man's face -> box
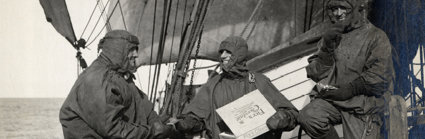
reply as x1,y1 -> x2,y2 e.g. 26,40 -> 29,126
220,50 -> 232,66
331,7 -> 348,21
127,47 -> 138,68
328,1 -> 352,23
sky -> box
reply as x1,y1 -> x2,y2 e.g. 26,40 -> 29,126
0,0 -> 213,98
0,0 -> 102,97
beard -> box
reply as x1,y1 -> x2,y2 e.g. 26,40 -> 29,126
121,58 -> 138,73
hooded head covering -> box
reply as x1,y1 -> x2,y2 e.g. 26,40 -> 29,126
218,36 -> 249,78
98,30 -> 139,74
326,0 -> 369,31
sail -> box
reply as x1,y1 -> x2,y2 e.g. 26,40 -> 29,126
108,0 -> 318,66
39,0 -> 77,45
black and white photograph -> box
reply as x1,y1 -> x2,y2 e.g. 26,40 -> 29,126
0,0 -> 424,138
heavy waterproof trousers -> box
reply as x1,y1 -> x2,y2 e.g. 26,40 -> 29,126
298,99 -> 381,139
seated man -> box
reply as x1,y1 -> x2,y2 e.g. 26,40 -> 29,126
175,36 -> 299,139
298,0 -> 395,139
60,30 -> 176,139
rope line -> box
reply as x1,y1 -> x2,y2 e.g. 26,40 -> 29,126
245,17 -> 259,40
165,0 -> 181,87
189,26 -> 203,87
86,0 -> 111,42
99,0 -> 112,31
167,0 -> 181,63
148,0 -> 158,101
118,0 -> 128,31
85,1 -> 119,47
187,63 -> 219,72
152,0 -> 174,107
239,0 -> 264,37
180,0 -> 188,36
100,1 -> 112,31
80,0 -> 101,39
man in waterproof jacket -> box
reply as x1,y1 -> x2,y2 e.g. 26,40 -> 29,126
174,36 -> 299,139
59,30 -> 177,139
298,0 -> 395,138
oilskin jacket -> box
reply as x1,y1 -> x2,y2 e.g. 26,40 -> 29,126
306,22 -> 394,122
59,31 -> 159,138
183,72 -> 298,139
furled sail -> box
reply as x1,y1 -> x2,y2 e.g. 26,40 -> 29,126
39,0 -> 77,45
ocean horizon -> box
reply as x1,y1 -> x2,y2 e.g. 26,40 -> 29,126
0,98 -> 65,139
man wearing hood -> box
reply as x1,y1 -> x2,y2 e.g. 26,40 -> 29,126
298,0 -> 394,139
174,36 -> 299,139
60,30 -> 176,138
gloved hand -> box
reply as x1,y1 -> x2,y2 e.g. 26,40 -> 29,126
322,23 -> 345,53
318,83 -> 354,101
175,114 -> 204,133
266,111 -> 290,131
318,77 -> 366,101
152,121 -> 176,139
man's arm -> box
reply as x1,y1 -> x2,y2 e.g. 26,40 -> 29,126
306,41 -> 335,82
77,77 -> 170,139
101,83 -> 153,138
318,30 -> 394,100
306,24 -> 344,82
360,30 -> 394,96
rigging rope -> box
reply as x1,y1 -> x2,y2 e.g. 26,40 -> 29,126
189,26 -> 203,91
165,0 -> 182,88
99,0 -> 112,31
303,0 -> 315,32
180,0 -> 188,37
148,0 -> 158,101
161,0 -> 211,116
245,17 -> 259,40
151,2 -> 167,104
187,63 -> 219,72
86,0 -> 111,43
152,0 -> 174,108
85,1 -> 120,48
239,0 -> 264,37
79,0 -> 101,39
118,0 -> 128,31
167,0 -> 181,63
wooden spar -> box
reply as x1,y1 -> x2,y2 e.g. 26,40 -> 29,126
160,0 -> 210,117
247,22 -> 327,72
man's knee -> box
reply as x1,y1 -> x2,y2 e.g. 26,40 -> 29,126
297,107 -> 328,138
297,100 -> 340,138
298,101 -> 328,126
